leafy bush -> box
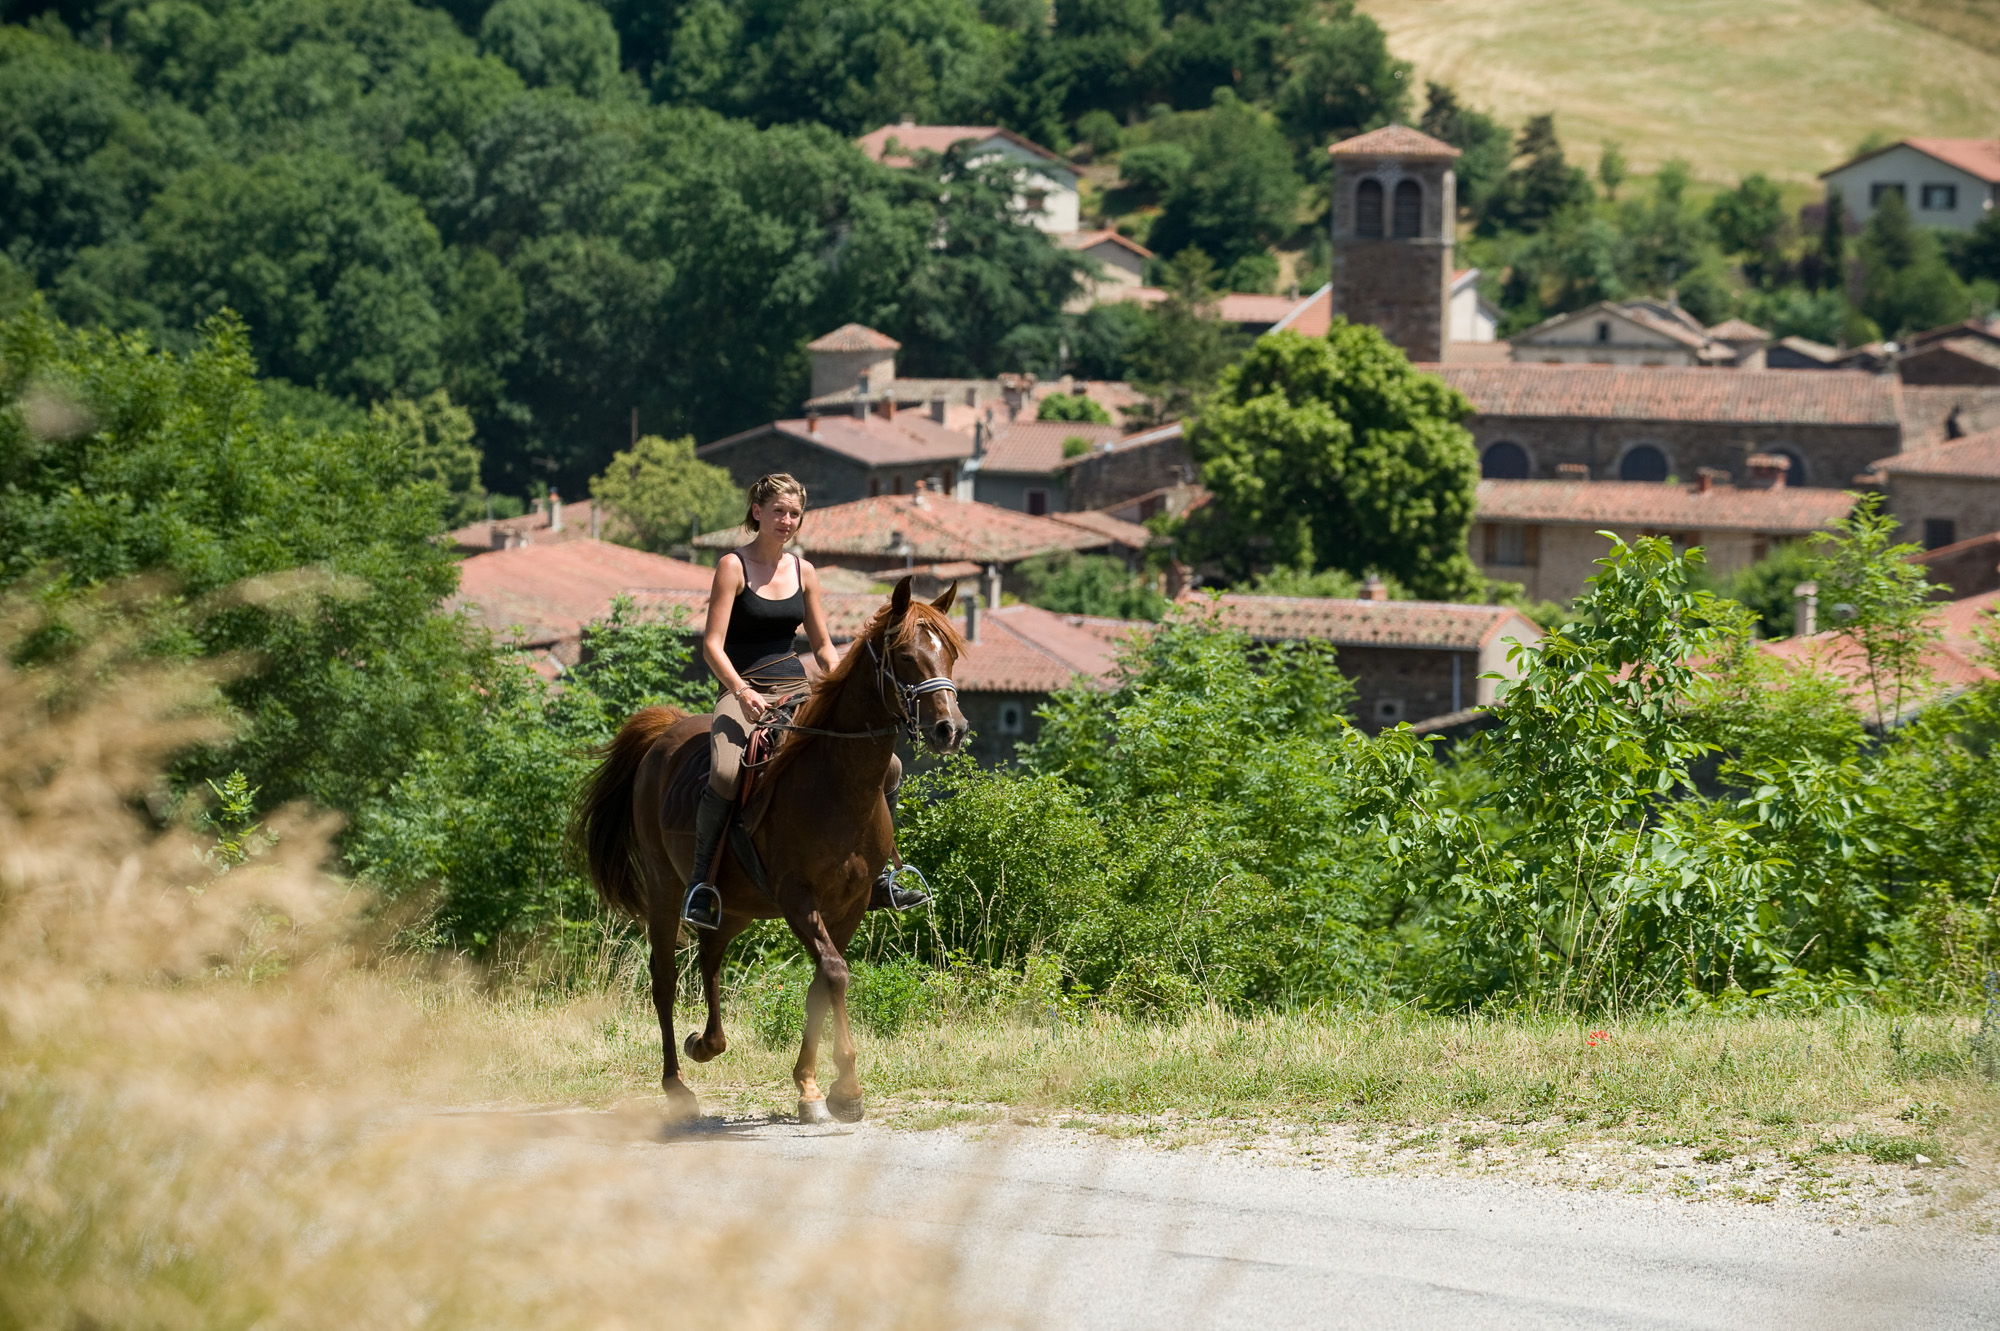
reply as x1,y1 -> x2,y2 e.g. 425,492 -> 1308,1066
1036,392 -> 1111,424
1012,550 -> 1167,620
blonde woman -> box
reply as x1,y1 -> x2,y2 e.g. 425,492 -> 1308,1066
683,473 -> 928,929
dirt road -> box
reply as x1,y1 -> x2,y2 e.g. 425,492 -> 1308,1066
490,1110 -> 1998,1329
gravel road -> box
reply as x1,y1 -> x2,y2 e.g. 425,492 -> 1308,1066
500,1111 -> 1999,1329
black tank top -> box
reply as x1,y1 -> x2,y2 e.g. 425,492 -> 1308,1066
722,552 -> 808,688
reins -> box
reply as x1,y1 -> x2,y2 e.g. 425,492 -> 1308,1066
741,624 -> 958,761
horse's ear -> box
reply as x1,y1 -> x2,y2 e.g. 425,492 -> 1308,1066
930,582 -> 956,614
889,575 -> 912,621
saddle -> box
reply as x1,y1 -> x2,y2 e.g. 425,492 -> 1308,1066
661,695 -> 801,896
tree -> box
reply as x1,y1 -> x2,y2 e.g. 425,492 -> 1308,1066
1272,1 -> 1411,166
1620,158 -> 1715,295
588,433 -> 740,552
1480,113 -> 1591,236
1140,91 -> 1303,270
479,0 -> 624,99
1707,173 -> 1784,259
1859,190 -> 1969,337
1419,82 -> 1510,218
370,389 -> 488,527
1013,550 -> 1167,619
0,303 -> 486,816
1124,247 -> 1243,425
1818,190 -> 1848,294
1810,492 -> 1941,726
1186,322 -> 1481,598
1596,140 -> 1627,202
1037,392 -> 1112,423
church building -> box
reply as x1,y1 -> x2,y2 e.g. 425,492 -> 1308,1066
1326,125 -> 1461,363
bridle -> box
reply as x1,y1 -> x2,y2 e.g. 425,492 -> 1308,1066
868,634 -> 958,743
751,625 -> 957,746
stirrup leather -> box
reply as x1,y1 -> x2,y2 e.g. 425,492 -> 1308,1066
682,882 -> 722,932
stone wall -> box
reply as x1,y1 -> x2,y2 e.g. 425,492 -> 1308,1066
1883,473 -> 2000,551
1063,432 -> 1194,511
1464,414 -> 1900,491
1475,522 -> 1775,603
1329,155 -> 1454,363
1336,645 -> 1480,733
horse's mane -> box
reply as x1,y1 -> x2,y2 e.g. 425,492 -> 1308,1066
763,598 -> 967,780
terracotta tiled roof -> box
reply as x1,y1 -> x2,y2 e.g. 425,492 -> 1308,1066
1477,479 -> 1855,533
1824,139 -> 2000,184
1423,364 -> 1902,426
1514,302 -> 1712,352
1706,318 -> 1771,342
856,124 -> 1063,166
451,539 -> 713,648
1060,229 -> 1154,259
1055,420 -> 1184,471
807,323 -> 899,352
700,415 -> 972,469
1270,284 -> 1333,337
1217,292 -> 1306,325
1871,427 -> 2000,480
447,498 -> 601,553
1905,336 -> 2000,373
1178,593 -> 1542,652
1909,317 -> 2000,349
953,603 -> 1132,693
1760,589 -> 2000,722
1327,124 -> 1461,159
1769,335 -> 1840,365
692,491 -> 1109,564
978,420 -> 1125,474
1047,508 -> 1154,548
628,588 -> 886,644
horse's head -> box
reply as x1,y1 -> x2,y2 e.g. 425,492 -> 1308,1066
880,576 -> 970,754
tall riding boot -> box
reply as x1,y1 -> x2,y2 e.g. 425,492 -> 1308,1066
868,790 -> 931,912
682,788 -> 730,931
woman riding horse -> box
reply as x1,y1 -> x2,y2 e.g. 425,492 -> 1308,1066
681,472 -> 931,931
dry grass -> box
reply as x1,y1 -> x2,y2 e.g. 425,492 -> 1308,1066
1361,0 -> 2000,182
0,594 -> 985,1330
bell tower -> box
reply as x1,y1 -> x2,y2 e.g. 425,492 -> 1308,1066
1326,125 -> 1459,364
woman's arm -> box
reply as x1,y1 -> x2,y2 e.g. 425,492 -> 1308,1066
702,554 -> 766,716
799,559 -> 841,676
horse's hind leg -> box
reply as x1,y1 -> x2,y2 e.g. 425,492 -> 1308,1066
648,915 -> 700,1120
683,915 -> 747,1063
781,893 -> 848,1125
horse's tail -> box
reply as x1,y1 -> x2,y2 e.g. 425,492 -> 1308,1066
572,706 -> 685,921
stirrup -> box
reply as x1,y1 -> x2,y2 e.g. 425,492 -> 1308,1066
682,882 -> 722,932
871,862 -> 932,912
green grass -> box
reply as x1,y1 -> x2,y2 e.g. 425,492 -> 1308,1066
1360,0 -> 2000,182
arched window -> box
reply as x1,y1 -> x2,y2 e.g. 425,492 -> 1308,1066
1392,179 -> 1422,237
1481,441 -> 1531,479
1619,445 -> 1669,483
1355,179 -> 1384,238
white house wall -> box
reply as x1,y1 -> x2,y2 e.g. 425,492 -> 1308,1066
1825,145 -> 1995,230
971,136 -> 1080,233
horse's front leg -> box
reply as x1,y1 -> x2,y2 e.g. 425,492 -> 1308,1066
648,915 -> 700,1120
781,888 -> 850,1125
683,915 -> 747,1063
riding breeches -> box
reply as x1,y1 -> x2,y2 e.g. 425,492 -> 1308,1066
707,690 -> 901,803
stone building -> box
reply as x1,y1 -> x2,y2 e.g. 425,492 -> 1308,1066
1060,422 -> 1195,513
1471,475 -> 1857,603
1434,363 -> 1903,490
697,412 -> 972,508
1326,125 -> 1460,364
1866,427 -> 2000,552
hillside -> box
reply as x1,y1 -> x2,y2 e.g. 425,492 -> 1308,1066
1361,0 -> 2000,182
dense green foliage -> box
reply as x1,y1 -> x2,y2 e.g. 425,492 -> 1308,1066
0,302 -> 485,813
1185,323 -> 1481,600
1012,550 -> 1167,620
588,432 -> 739,552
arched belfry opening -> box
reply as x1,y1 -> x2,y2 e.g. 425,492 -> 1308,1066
1326,125 -> 1459,363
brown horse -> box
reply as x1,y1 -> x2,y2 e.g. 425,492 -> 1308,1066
574,578 -> 968,1124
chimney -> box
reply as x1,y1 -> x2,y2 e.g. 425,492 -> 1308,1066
1362,574 -> 1389,602
854,372 -> 869,419
807,411 -> 819,434
964,591 -> 980,643
1793,580 -> 1818,637
1556,463 -> 1591,481
972,419 -> 985,457
549,489 -> 563,532
984,562 -> 1002,612
930,396 -> 946,424
877,391 -> 896,421
590,500 -> 601,539
1745,453 -> 1790,489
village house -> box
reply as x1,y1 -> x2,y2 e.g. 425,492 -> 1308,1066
1896,317 -> 2000,386
957,418 -> 1127,514
1435,362 -> 1903,489
1762,588 -> 2000,726
1864,426 -> 2000,552
1060,421 -> 1196,514
697,410 -> 972,509
450,538 -> 713,676
1472,471 -> 1857,603
1820,138 -> 2000,231
856,122 -> 1080,233
1914,530 -> 2000,601
1060,229 -> 1154,309
1508,301 -> 1766,368
1183,592 -> 1541,733
446,493 -> 602,554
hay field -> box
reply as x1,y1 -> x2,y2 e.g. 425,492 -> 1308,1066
1361,0 -> 2000,182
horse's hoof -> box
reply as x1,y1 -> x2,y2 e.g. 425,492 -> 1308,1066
828,1092 -> 865,1123
662,1079 -> 701,1122
683,1031 -> 725,1064
798,1097 -> 835,1126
